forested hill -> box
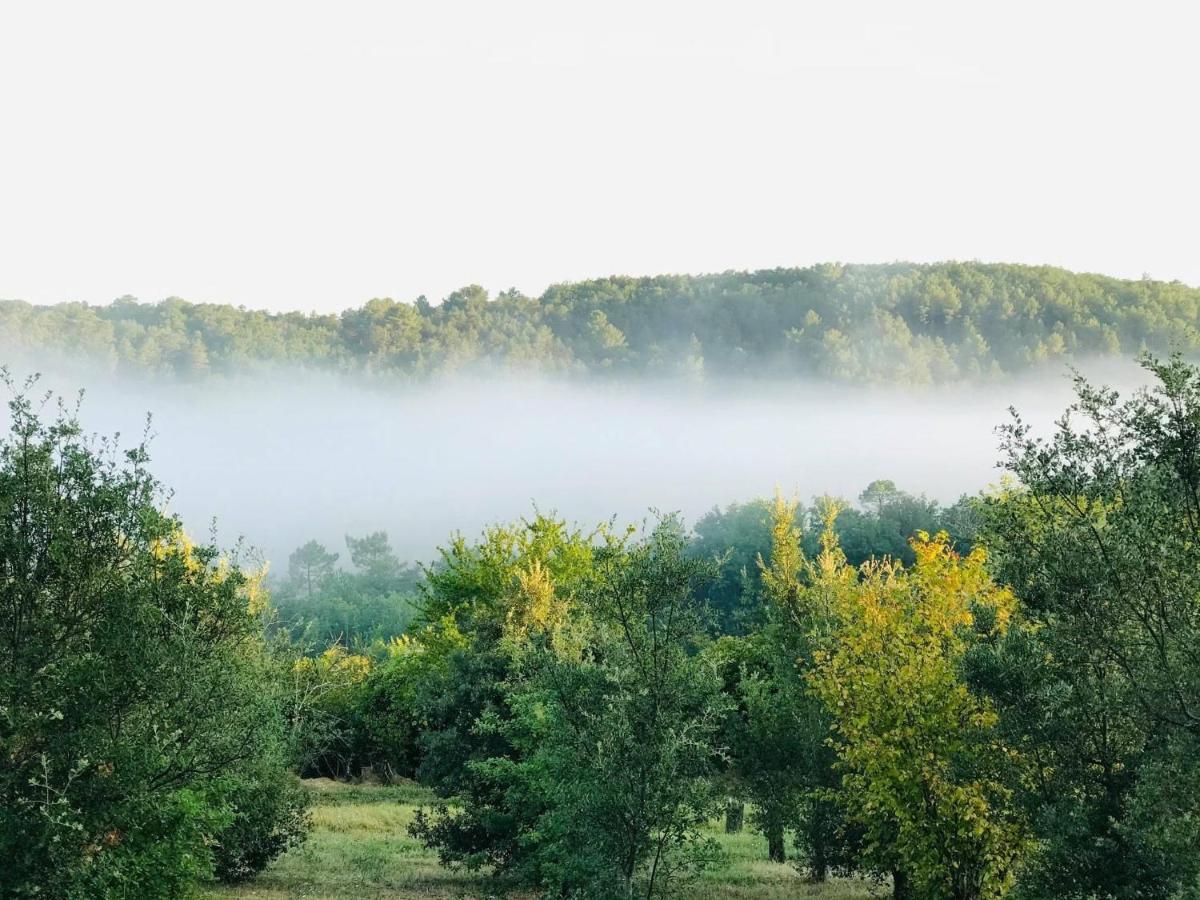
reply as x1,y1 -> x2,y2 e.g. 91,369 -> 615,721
3,262 -> 1198,384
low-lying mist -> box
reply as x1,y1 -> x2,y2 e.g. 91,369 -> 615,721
17,360 -> 1151,573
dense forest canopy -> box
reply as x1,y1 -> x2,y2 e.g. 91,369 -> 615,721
4,262 -> 1198,384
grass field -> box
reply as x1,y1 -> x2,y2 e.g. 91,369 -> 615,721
206,780 -> 880,899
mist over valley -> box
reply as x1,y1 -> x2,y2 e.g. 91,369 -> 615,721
26,358 -> 1146,572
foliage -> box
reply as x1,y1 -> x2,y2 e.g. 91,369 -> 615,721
273,532 -> 422,650
403,514 -> 608,877
415,512 -> 603,636
288,540 -> 339,598
689,498 -> 786,634
978,353 -> 1200,899
351,625 -> 467,782
758,495 -> 857,877
409,517 -> 730,899
17,343 -> 1200,900
285,646 -> 374,778
0,381 -> 306,896
689,485 -> 976,636
209,765 -> 310,883
710,635 -> 811,867
831,482 -> 950,566
707,495 -> 852,874
503,519 -> 729,898
808,524 -> 1028,900
6,263 -> 1200,384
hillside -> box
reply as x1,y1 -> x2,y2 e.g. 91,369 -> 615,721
3,262 -> 1197,384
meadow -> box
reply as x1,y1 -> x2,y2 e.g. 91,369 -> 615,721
207,781 -> 879,900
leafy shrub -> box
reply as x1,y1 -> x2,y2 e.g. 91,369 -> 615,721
210,767 -> 311,882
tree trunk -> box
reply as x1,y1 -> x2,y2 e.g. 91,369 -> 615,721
893,868 -> 911,900
767,821 -> 786,864
807,852 -> 828,883
724,800 -> 744,833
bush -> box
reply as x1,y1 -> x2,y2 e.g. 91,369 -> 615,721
211,767 -> 311,882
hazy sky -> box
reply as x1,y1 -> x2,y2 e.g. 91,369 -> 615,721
2,1 -> 1197,312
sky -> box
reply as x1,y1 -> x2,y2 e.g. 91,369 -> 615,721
2,1 -> 1198,313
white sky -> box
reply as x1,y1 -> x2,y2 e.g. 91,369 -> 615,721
2,1 -> 1198,313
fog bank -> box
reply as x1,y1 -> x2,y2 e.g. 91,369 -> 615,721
17,362 -> 1150,571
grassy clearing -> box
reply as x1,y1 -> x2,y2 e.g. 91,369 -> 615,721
207,780 -> 880,899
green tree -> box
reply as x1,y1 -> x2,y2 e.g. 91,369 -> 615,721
710,634 -> 811,866
754,495 -> 856,878
858,479 -> 901,515
411,517 -> 729,898
0,381 -> 306,897
345,530 -> 402,582
288,539 -> 339,599
405,514 -> 606,875
354,622 -> 466,781
285,646 -> 373,778
273,532 -> 420,651
977,354 -> 1200,898
823,481 -> 945,566
689,498 -> 782,634
502,519 -> 729,898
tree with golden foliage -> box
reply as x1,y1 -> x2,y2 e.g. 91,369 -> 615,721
807,524 -> 1029,900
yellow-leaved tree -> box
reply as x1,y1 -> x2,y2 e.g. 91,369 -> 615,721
807,525 -> 1028,900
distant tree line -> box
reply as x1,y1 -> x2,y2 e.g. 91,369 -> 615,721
4,262 -> 1199,383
